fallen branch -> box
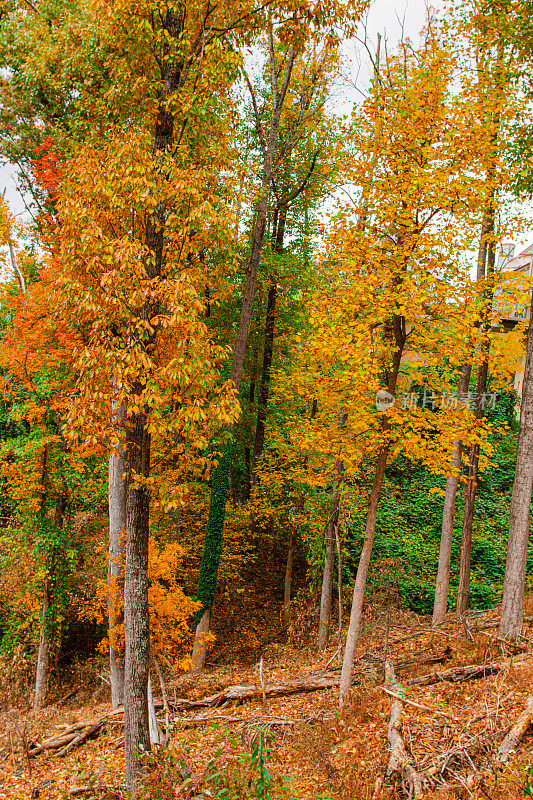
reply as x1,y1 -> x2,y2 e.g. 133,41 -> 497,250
172,672 -> 341,711
56,686 -> 81,707
380,687 -> 458,720
385,661 -> 423,799
495,695 -> 533,766
408,662 -> 502,687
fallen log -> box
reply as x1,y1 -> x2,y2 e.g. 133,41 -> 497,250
385,661 -> 423,798
172,672 -> 341,712
495,695 -> 533,766
57,722 -> 104,758
29,734 -> 77,757
407,662 -> 502,687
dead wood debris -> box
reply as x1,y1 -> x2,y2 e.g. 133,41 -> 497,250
171,671 -> 342,712
29,720 -> 105,759
495,693 -> 533,766
384,660 -> 423,799
407,661 -> 502,687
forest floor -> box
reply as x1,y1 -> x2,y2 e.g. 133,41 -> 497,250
1,597 -> 532,800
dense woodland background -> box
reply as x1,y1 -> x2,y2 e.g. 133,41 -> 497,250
1,0 -> 533,798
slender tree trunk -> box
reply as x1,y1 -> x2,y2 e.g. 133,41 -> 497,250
455,442 -> 480,617
108,403 -> 126,709
34,577 -> 51,710
9,241 -> 25,293
191,165 -> 271,675
252,283 -> 277,472
456,361 -> 490,618
432,363 -> 472,624
282,527 -> 295,626
339,444 -> 390,705
318,466 -> 342,651
191,444 -> 232,671
252,204 -> 286,476
455,208 -> 495,618
335,522 -> 344,664
124,411 -> 151,794
499,292 -> 533,640
191,41 -> 298,671
339,320 -> 404,706
147,676 -> 160,745
34,493 -> 64,710
244,344 -> 259,501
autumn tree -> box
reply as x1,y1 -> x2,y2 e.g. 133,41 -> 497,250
290,25 -> 491,705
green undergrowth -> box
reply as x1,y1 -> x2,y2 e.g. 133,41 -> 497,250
345,389 -> 526,614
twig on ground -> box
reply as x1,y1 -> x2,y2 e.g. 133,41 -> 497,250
380,686 -> 458,720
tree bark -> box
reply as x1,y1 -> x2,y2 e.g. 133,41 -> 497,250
124,411 -> 151,794
251,202 -> 287,476
243,348 -> 257,502
499,291 -> 533,640
282,526 -> 295,626
34,577 -> 51,710
456,208 -> 495,618
432,364 -> 471,625
339,444 -> 390,706
339,318 -> 404,706
252,283 -> 277,471
108,402 -> 126,709
122,8 -> 186,788
318,466 -> 342,651
9,241 -> 26,293
34,490 -> 64,711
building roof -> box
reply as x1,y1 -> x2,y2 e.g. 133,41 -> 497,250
501,243 -> 533,275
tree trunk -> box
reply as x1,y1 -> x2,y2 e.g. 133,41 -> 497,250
456,357 -> 490,618
108,403 -> 127,709
147,677 -> 160,745
318,467 -> 342,651
243,341 -> 259,501
191,40 -> 298,668
191,443 -> 232,671
252,283 -> 277,472
432,363 -> 472,625
456,216 -> 495,618
34,577 -> 51,710
499,292 -> 533,640
336,522 -> 344,663
252,202 -> 286,476
124,411 -> 151,794
456,356 -> 490,618
9,241 -> 26,293
339,321 -> 404,706
282,527 -> 294,626
456,294 -> 494,619
34,492 -> 64,710
339,444 -> 390,705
